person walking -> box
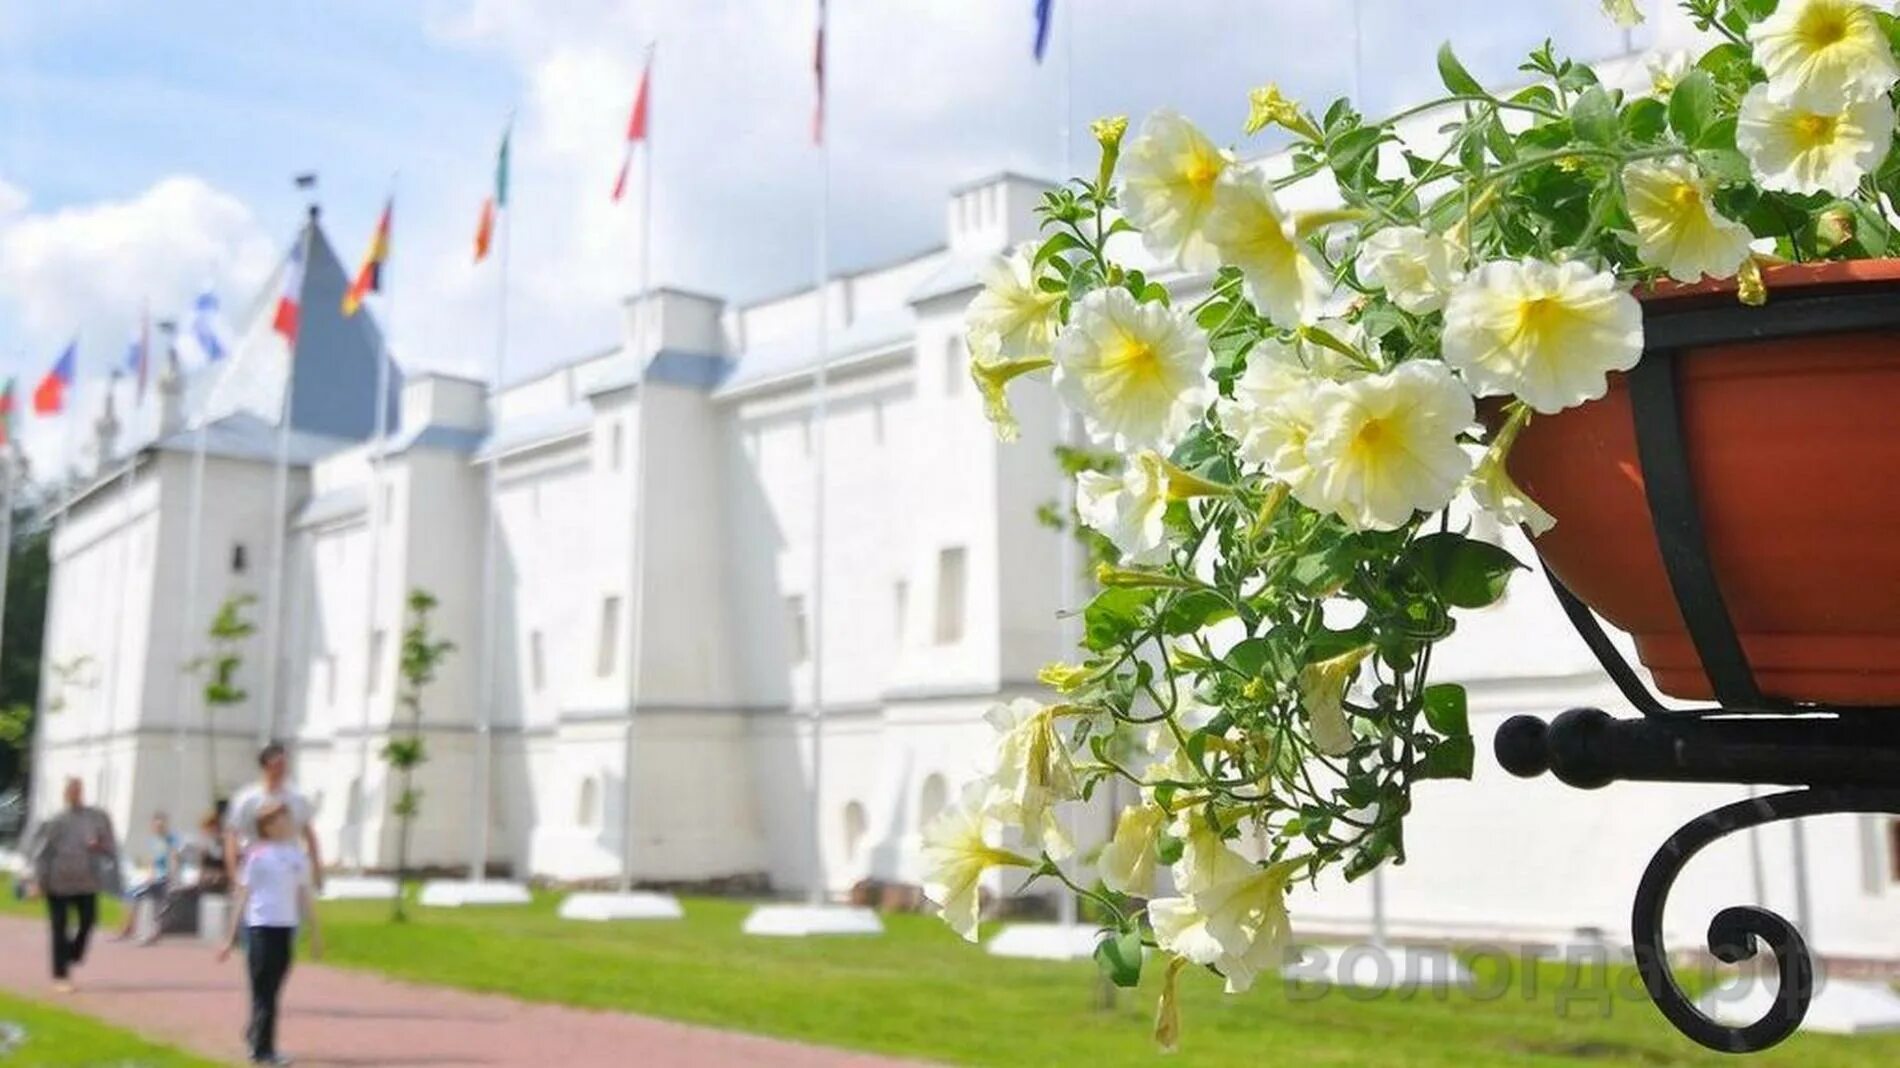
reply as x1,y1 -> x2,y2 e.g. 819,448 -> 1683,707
224,743 -> 324,895
219,800 -> 321,1066
116,811 -> 180,943
23,777 -> 120,992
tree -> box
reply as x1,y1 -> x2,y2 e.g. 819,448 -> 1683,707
0,513 -> 49,797
192,594 -> 257,803
382,589 -> 454,922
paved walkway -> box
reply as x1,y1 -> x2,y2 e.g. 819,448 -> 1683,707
0,915 -> 928,1067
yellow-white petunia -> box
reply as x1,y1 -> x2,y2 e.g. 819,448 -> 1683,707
1470,445 -> 1556,537
1359,225 -> 1463,315
1203,165 -> 1330,328
1076,452 -> 1172,565
1298,645 -> 1375,756
1053,286 -> 1214,452
1747,0 -> 1898,104
982,697 -> 1079,857
1737,84 -> 1896,197
1601,0 -> 1644,28
1441,258 -> 1644,415
1150,846 -> 1304,994
1646,50 -> 1694,96
1621,159 -> 1754,283
1216,340 -> 1327,498
1302,362 -> 1477,531
1100,802 -> 1168,898
1120,109 -> 1232,271
921,782 -> 1034,942
965,245 -> 1062,362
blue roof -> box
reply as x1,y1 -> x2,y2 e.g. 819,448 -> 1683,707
584,349 -> 735,396
716,310 -> 913,396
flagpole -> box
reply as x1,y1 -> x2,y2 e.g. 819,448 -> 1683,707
357,181 -> 397,873
98,377 -> 136,819
1052,0 -> 1083,934
807,2 -> 832,909
177,418 -> 210,809
473,127 -> 513,884
620,44 -> 656,895
259,214 -> 310,750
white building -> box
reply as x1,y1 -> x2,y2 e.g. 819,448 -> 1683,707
30,6 -> 1900,961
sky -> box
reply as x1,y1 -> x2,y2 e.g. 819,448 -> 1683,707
0,0 -> 1652,476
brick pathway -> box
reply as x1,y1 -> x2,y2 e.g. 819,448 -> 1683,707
0,915 -> 930,1067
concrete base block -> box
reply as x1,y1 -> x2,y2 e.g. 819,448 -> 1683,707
740,904 -> 883,937
558,891 -> 685,922
418,880 -> 533,908
985,923 -> 1104,961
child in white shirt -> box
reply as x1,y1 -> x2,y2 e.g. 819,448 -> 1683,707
218,800 -> 322,1065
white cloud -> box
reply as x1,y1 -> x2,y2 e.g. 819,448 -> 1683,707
0,175 -> 277,479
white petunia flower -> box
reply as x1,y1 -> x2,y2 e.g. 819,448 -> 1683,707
964,245 -> 1062,361
1076,452 -> 1172,565
1100,802 -> 1167,898
1216,340 -> 1327,498
1150,846 -> 1303,994
1120,108 -> 1231,271
1646,50 -> 1695,97
1621,159 -> 1754,283
1297,645 -> 1375,756
1359,225 -> 1463,315
1203,164 -> 1330,328
1441,258 -> 1644,415
1737,84 -> 1895,197
982,697 -> 1078,857
1302,362 -> 1477,532
1747,0 -> 1898,104
921,782 -> 1033,942
1052,287 -> 1214,452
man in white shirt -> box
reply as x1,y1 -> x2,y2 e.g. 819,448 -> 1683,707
223,743 -> 324,894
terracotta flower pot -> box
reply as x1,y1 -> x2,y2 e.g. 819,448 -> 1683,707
1506,260 -> 1900,706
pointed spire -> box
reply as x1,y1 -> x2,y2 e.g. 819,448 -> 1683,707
93,379 -> 121,474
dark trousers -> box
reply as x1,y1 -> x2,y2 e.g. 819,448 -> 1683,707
245,926 -> 296,1059
45,893 -> 97,980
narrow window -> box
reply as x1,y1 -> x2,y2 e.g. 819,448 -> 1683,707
596,596 -> 622,678
323,653 -> 338,708
843,801 -> 868,861
892,580 -> 909,645
871,401 -> 886,445
367,629 -> 387,694
529,630 -> 547,693
578,777 -> 600,828
383,483 -> 395,518
943,336 -> 963,396
786,595 -> 810,664
231,543 -> 248,574
610,422 -> 626,471
918,774 -> 948,827
801,416 -> 814,456
1890,820 -> 1900,883
935,546 -> 967,645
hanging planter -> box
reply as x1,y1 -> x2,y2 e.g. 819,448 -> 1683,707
944,0 -> 1900,1057
1509,261 -> 1900,706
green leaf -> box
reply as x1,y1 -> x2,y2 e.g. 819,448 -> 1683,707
1032,231 -> 1083,269
1094,928 -> 1145,988
1620,97 -> 1667,143
1408,532 -> 1525,609
1421,683 -> 1469,737
1225,636 -> 1272,679
1082,587 -> 1154,652
1435,43 -> 1485,97
1160,589 -> 1234,635
1418,736 -> 1476,780
1569,86 -> 1618,146
1668,70 -> 1717,145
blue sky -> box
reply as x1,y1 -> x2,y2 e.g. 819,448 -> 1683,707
0,0 -> 1650,469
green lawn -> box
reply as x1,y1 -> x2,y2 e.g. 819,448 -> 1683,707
4,877 -> 1896,1066
306,891 -> 1900,1068
0,989 -> 220,1067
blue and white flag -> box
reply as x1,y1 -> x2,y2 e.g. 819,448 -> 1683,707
1033,0 -> 1054,62
190,289 -> 227,363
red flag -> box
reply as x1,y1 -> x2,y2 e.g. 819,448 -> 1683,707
274,233 -> 307,344
812,0 -> 827,145
33,341 -> 76,416
612,52 -> 654,202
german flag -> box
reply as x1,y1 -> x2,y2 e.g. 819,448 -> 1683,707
343,198 -> 392,316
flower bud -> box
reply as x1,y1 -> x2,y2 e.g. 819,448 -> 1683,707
1091,114 -> 1129,187
1244,84 -> 1322,142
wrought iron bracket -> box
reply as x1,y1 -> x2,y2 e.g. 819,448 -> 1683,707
1495,286 -> 1900,1053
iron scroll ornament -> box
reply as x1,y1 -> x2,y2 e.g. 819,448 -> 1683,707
1629,787 -> 1900,1053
